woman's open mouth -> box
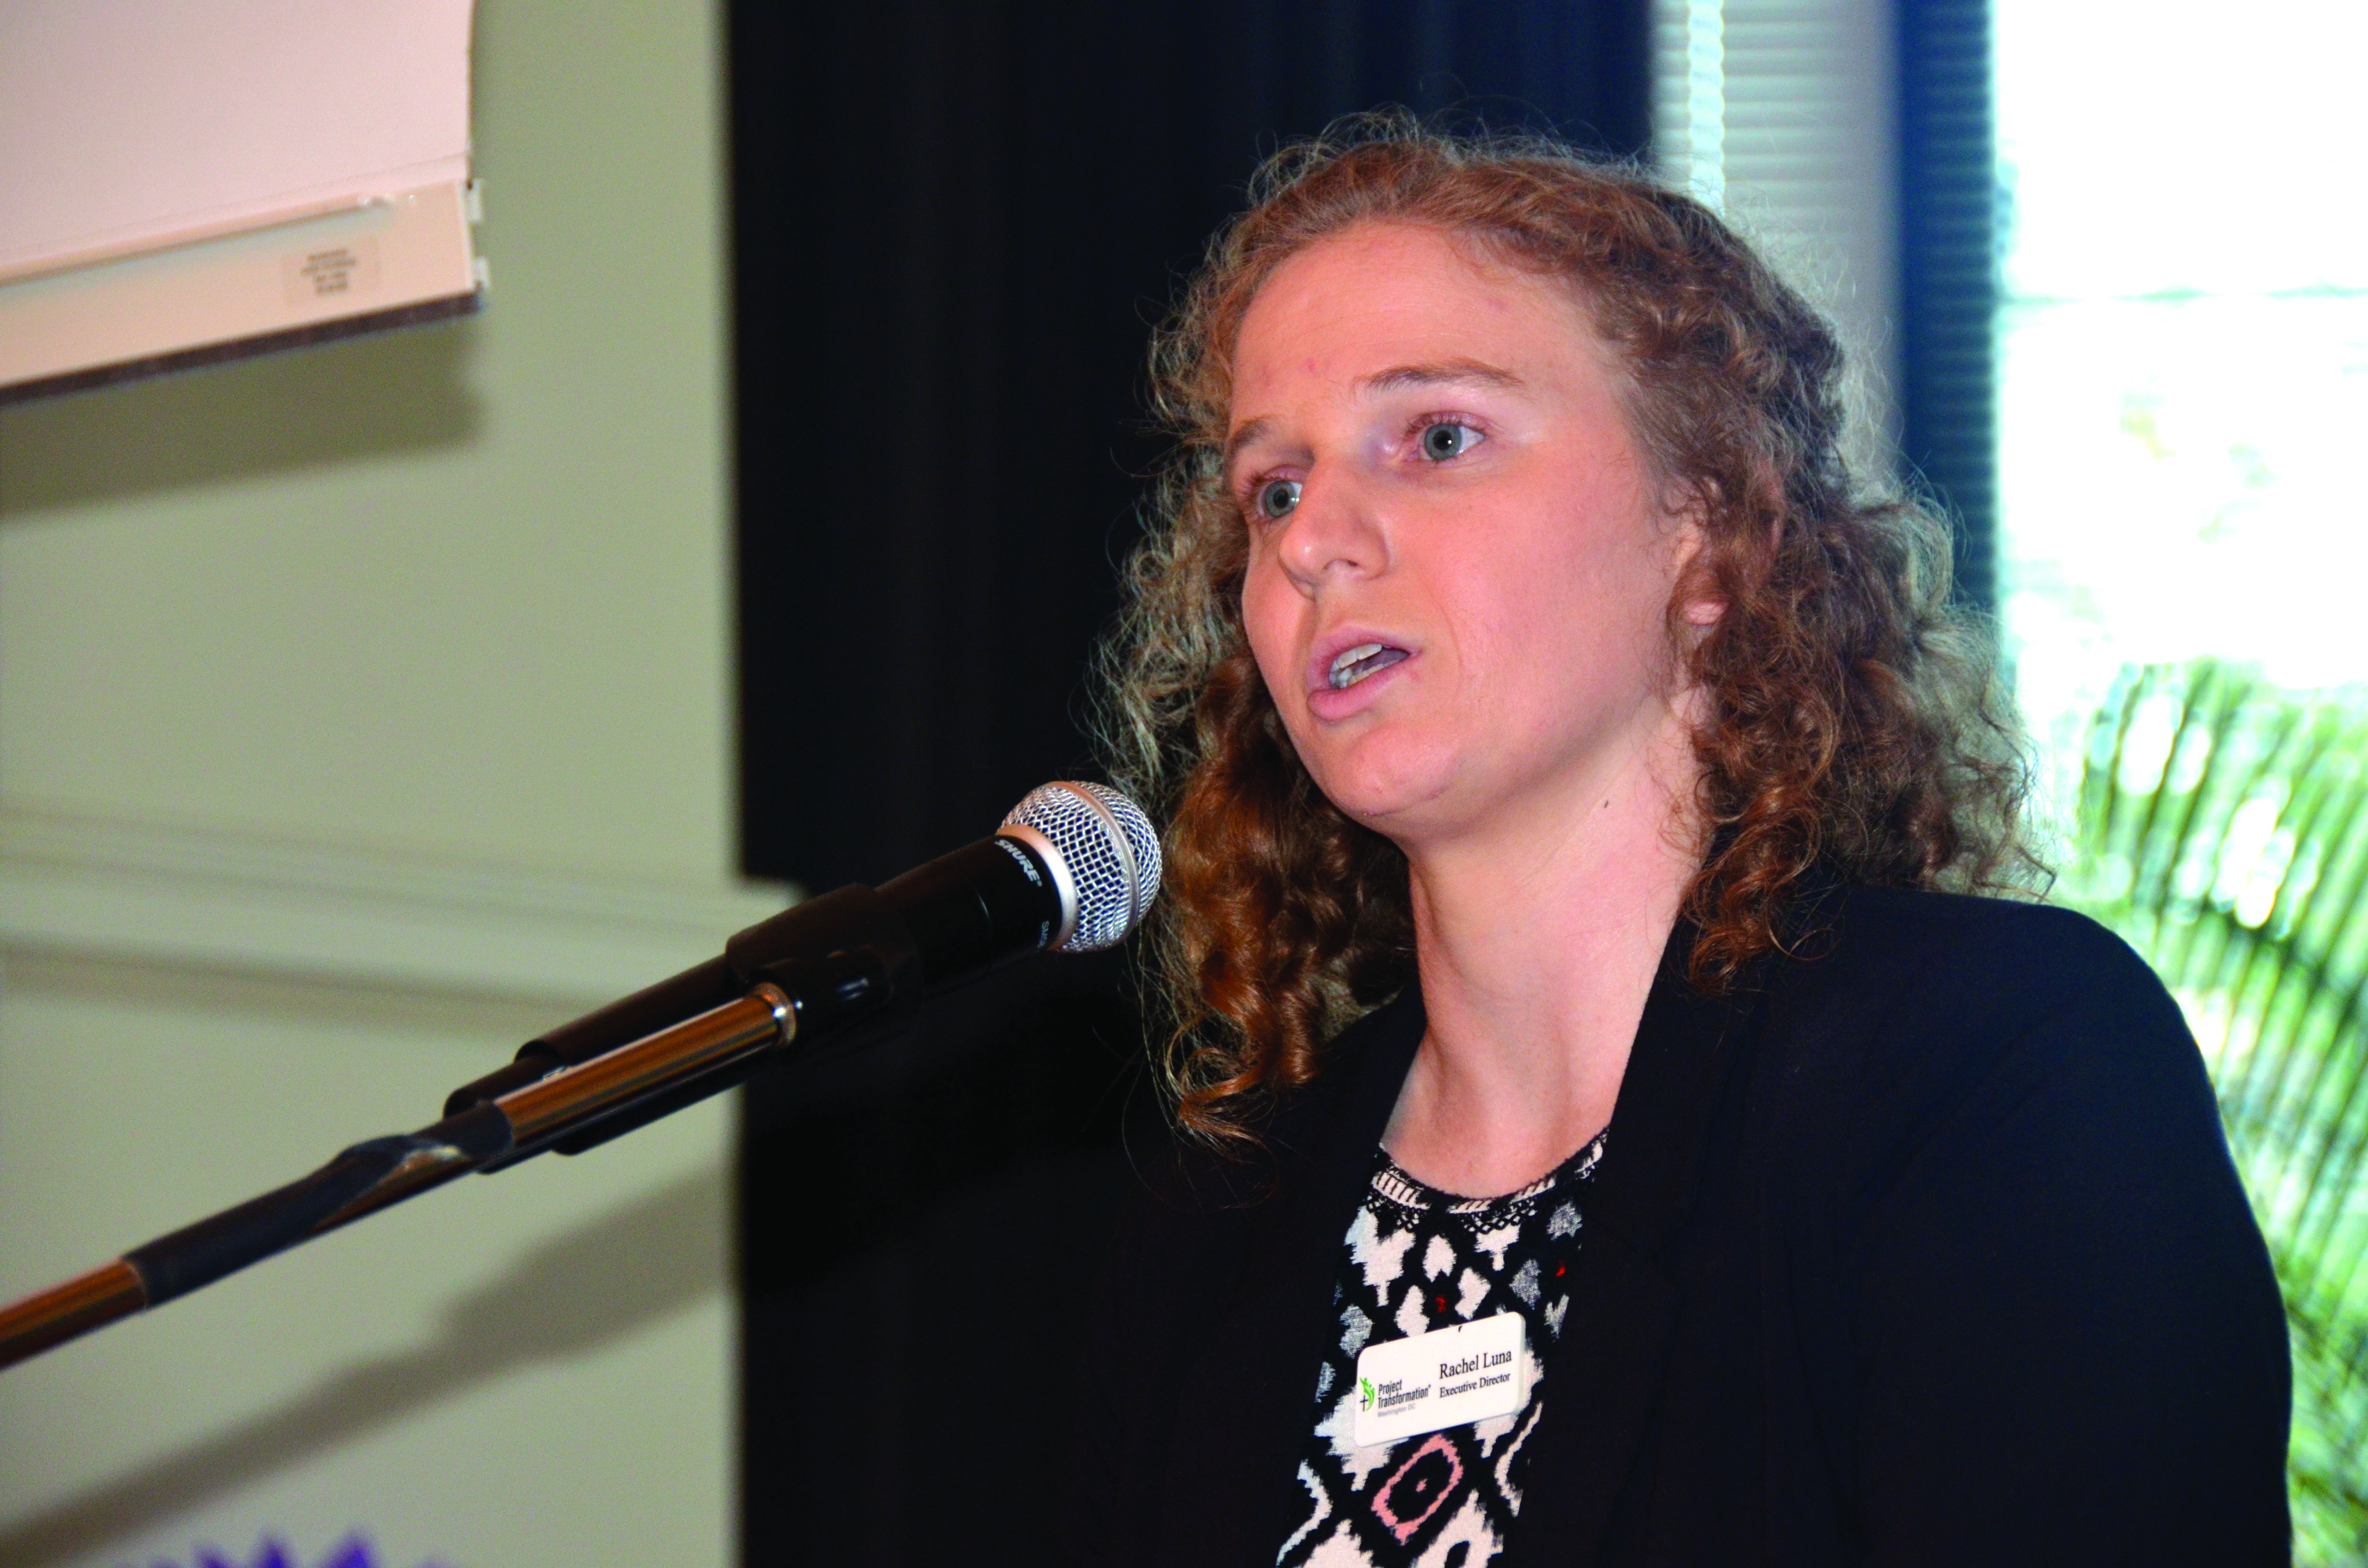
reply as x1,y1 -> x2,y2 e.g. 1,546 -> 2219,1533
1327,643 -> 1412,690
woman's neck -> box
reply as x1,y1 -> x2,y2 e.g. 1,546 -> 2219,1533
1382,727 -> 1701,1197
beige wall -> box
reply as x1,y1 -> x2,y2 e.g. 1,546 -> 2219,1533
0,4 -> 774,1565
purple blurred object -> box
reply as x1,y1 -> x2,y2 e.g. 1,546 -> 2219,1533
174,1535 -> 445,1568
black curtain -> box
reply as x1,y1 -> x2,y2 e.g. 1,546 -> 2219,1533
730,4 -> 1649,1562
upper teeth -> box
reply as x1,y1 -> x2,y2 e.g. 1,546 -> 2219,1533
1329,643 -> 1390,689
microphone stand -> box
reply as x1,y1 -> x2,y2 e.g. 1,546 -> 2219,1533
0,945 -> 889,1372
0,783 -> 1142,1373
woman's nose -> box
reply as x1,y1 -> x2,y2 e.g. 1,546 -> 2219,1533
1274,477 -> 1385,594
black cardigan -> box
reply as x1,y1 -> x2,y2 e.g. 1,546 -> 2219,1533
1061,886 -> 2291,1566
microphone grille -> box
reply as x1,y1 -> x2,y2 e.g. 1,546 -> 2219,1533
999,782 -> 1163,952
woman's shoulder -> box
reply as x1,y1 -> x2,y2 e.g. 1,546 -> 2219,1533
1096,992 -> 1422,1309
1763,882 -> 2231,1234
1751,894 -> 2288,1557
1814,882 -> 2158,998
1781,883 -> 2187,1069
1129,992 -> 1417,1207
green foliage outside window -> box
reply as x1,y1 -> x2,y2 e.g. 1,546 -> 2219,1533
2067,660 -> 2368,1561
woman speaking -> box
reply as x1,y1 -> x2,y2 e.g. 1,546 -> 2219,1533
1063,120 -> 2290,1565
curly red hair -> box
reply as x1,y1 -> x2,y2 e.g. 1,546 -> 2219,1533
1099,115 -> 2036,1146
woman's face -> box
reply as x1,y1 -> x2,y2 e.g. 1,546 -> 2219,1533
1229,221 -> 1702,851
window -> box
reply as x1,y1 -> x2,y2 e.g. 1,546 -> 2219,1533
1675,2 -> 2368,1543
1996,0 -> 2368,791
1996,5 -> 2368,1550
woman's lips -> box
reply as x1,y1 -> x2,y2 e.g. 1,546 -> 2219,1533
1305,643 -> 1415,720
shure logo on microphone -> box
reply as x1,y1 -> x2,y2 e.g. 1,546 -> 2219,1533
993,835 -> 1046,886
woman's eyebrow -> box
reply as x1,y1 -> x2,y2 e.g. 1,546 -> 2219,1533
1221,415 -> 1275,479
1356,359 -> 1527,396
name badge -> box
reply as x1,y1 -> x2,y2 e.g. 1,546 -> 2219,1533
1351,1310 -> 1529,1449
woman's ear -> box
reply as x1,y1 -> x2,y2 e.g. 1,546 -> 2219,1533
1668,491 -> 1727,629
1681,580 -> 1727,627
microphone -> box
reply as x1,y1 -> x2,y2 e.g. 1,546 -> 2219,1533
441,780 -> 1162,1155
0,782 -> 1161,1372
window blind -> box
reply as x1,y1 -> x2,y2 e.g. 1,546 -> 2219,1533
1653,0 -> 1997,607
1652,0 -> 1903,462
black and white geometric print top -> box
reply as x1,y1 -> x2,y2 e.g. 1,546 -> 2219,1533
1276,1130 -> 1606,1568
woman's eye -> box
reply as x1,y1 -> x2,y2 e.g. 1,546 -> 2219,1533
1419,422 -> 1483,460
1256,478 -> 1302,520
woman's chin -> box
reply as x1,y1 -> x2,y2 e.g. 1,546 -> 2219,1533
1305,745 -> 1463,837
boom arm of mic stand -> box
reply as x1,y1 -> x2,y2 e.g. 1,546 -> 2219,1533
0,799 -> 1114,1372
0,977 -> 814,1373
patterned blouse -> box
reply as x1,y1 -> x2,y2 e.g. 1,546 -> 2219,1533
1275,1131 -> 1607,1567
